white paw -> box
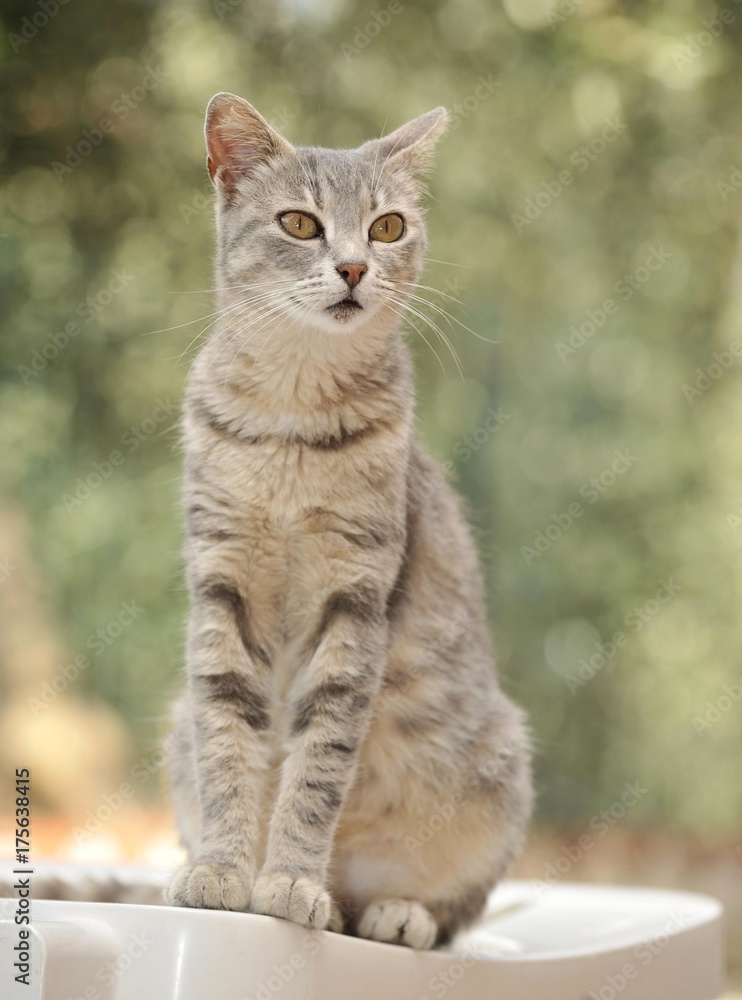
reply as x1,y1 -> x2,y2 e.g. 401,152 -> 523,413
251,872 -> 335,930
358,898 -> 437,949
164,859 -> 252,911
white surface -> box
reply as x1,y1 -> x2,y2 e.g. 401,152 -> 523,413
0,864 -> 725,1000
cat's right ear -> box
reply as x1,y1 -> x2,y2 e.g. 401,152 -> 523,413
205,93 -> 292,199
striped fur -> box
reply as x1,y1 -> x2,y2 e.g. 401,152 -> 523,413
165,93 -> 532,948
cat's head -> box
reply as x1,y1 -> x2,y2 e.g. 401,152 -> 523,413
204,93 -> 447,337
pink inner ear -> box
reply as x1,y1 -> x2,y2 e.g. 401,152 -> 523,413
206,109 -> 237,183
205,99 -> 283,198
205,101 -> 254,196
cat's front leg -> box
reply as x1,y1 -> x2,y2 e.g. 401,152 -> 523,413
165,577 -> 273,911
251,583 -> 387,931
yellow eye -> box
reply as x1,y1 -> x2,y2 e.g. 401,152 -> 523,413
369,213 -> 405,243
279,211 -> 320,239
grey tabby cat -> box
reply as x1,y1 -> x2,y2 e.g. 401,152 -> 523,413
164,92 -> 533,949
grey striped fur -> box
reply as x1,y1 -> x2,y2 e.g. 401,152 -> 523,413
164,93 -> 532,948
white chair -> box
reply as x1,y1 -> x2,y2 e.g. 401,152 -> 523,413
0,863 -> 724,1000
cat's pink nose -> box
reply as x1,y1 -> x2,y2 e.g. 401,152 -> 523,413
337,262 -> 368,289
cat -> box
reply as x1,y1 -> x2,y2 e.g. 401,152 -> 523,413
164,92 -> 533,949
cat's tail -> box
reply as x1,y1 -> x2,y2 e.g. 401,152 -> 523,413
0,861 -> 167,907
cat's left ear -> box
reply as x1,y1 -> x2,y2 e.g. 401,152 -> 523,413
205,93 -> 293,199
360,107 -> 449,176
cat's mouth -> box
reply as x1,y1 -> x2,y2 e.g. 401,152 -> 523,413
327,296 -> 363,320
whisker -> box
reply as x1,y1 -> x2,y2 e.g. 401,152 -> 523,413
289,147 -> 318,201
252,298 -> 307,370
175,298 -> 270,361
370,77 -> 409,192
393,279 -> 466,308
397,300 -> 464,381
385,299 -> 447,378
385,292 -> 463,380
171,278 -> 304,295
141,283 -> 296,340
405,281 -> 486,326
140,306 -> 231,338
218,296 -> 309,389
375,130 -> 407,191
185,290 -> 293,382
210,299 -> 289,375
390,285 -> 498,345
224,300 -> 299,384
175,289 -> 291,368
423,257 -> 472,269
216,284 -> 312,373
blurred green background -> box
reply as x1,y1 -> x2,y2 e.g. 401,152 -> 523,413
0,0 -> 741,980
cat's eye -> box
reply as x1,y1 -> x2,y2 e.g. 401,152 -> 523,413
369,213 -> 405,243
278,211 -> 321,239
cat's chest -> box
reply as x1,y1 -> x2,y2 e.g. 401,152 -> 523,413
212,434 -> 370,517
195,436 -> 397,698
193,431 -> 400,606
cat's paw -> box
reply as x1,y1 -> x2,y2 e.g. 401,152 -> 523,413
357,898 -> 437,949
164,859 -> 252,911
251,872 -> 335,930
